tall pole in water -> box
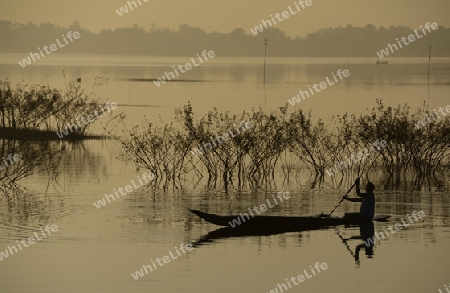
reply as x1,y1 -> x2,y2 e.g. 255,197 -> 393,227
263,38 -> 269,107
129,79 -> 131,106
264,38 -> 268,84
427,45 -> 432,107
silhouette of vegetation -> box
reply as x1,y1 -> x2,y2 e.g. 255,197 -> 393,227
0,139 -> 64,189
0,80 -> 123,140
351,100 -> 450,176
118,101 -> 450,190
1,21 -> 450,57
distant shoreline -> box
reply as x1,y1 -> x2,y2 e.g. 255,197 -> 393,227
0,127 -> 107,141
1,55 -> 450,68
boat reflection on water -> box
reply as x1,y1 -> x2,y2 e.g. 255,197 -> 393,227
191,219 -> 378,267
189,209 -> 385,266
191,223 -> 337,247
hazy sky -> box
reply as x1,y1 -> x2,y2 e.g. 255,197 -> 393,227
0,0 -> 448,36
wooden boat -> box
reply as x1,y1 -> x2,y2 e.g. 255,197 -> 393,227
189,210 -> 390,230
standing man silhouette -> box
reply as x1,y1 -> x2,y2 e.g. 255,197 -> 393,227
344,178 -> 375,220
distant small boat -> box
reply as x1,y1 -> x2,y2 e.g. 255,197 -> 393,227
376,60 -> 389,65
93,74 -> 109,85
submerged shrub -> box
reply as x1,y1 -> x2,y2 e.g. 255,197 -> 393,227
118,100 -> 450,189
0,80 -> 112,137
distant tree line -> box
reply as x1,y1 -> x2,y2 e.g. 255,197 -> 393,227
1,20 -> 450,57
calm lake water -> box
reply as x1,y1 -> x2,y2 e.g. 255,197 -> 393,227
1,54 -> 450,124
0,55 -> 449,293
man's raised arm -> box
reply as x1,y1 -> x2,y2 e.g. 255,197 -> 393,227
355,178 -> 366,198
344,178 -> 364,202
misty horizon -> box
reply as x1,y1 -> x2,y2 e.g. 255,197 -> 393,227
1,20 -> 449,57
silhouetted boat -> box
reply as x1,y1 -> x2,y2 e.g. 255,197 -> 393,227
189,210 -> 390,229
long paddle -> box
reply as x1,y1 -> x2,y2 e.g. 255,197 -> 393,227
327,158 -> 363,217
327,180 -> 357,217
